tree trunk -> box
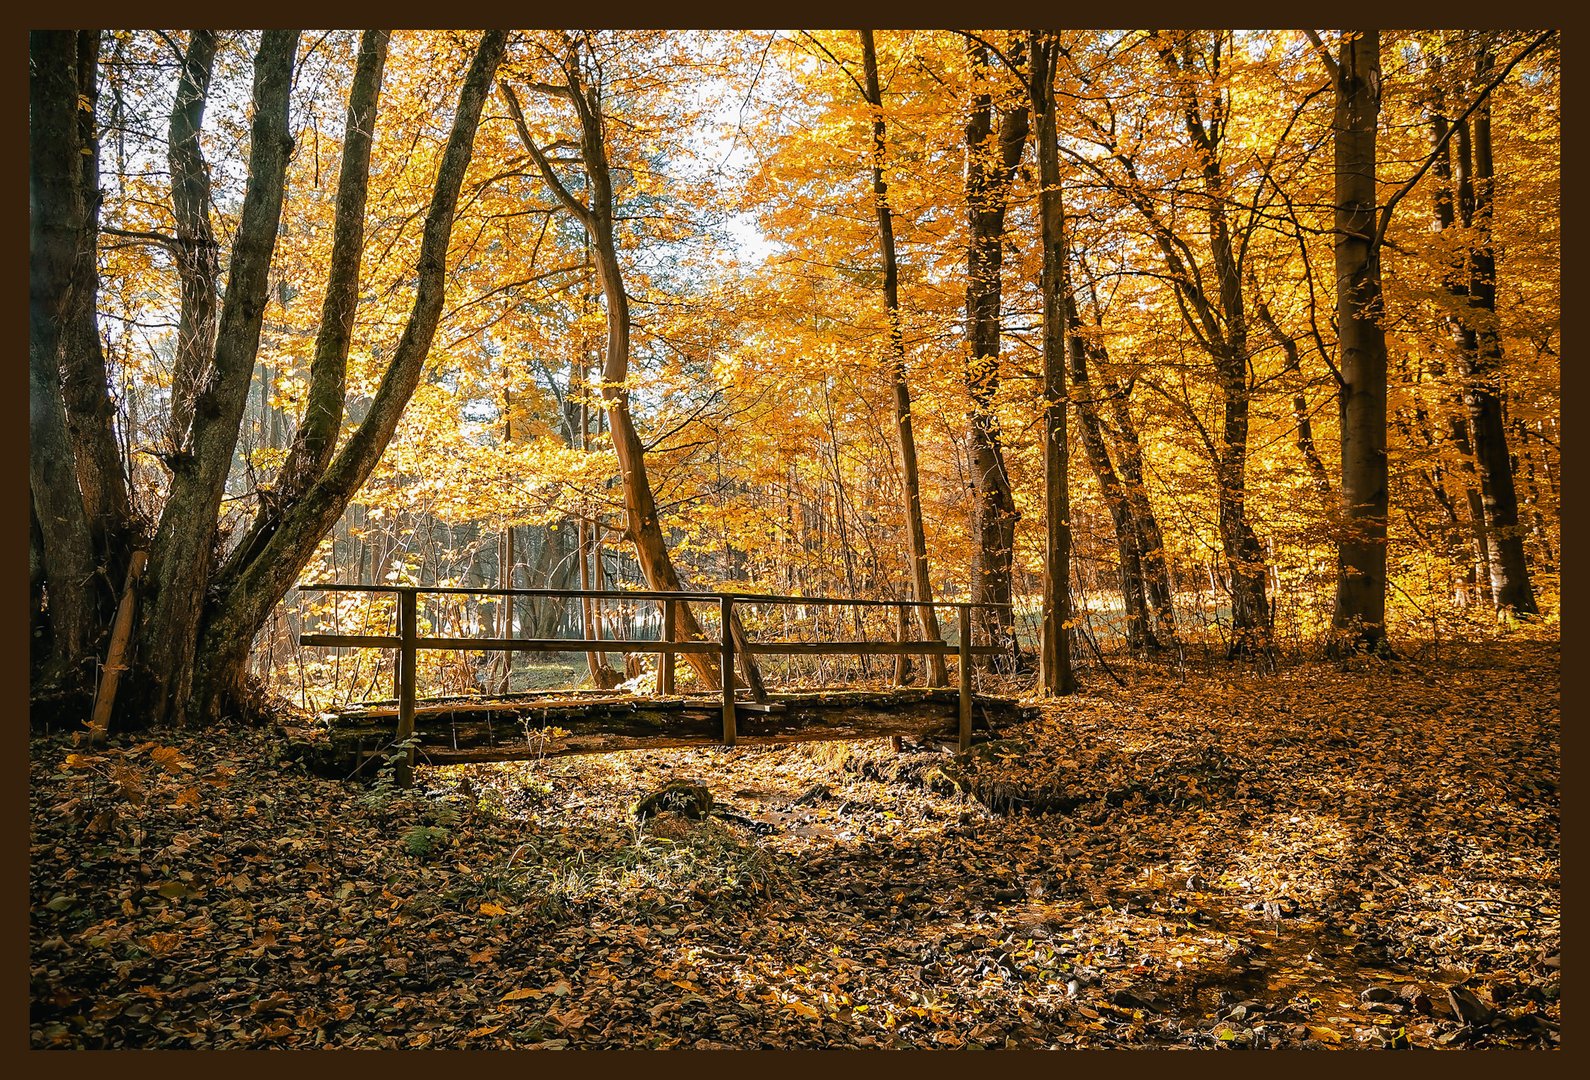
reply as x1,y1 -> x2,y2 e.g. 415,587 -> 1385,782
133,31 -> 301,727
962,37 -> 1028,669
189,32 -> 507,723
1030,31 -> 1075,695
1153,33 -> 1270,656
859,30 -> 949,686
60,30 -> 133,569
165,30 -> 221,449
501,48 -> 755,692
1328,29 -> 1392,654
1425,94 -> 1494,604
1459,42 -> 1537,614
1065,287 -> 1153,651
1099,371 -> 1178,642
30,30 -> 107,696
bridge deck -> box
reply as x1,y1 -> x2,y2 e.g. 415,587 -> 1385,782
286,688 -> 1033,778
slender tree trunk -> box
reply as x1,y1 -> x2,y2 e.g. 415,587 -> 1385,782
963,37 -> 1028,669
1156,33 -> 1270,656
1099,373 -> 1178,642
859,30 -> 949,686
501,51 -> 754,693
1328,30 -> 1392,653
1425,96 -> 1494,603
1250,286 -> 1333,504
1030,31 -> 1075,695
1065,287 -> 1153,650
1460,42 -> 1537,614
165,30 -> 221,449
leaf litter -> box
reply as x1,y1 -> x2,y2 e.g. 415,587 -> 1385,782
30,639 -> 1558,1048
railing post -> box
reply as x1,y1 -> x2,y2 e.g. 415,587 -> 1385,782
660,597 -> 677,695
396,588 -> 418,788
720,594 -> 737,746
894,603 -> 909,686
958,605 -> 972,753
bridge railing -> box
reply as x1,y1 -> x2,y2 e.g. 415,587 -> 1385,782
295,584 -> 1009,780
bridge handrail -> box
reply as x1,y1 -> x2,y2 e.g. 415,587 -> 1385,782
290,584 -> 1013,780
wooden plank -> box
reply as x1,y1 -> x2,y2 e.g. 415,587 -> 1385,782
299,633 -> 402,648
734,701 -> 788,713
409,636 -> 721,654
745,641 -> 1001,656
88,551 -> 148,745
299,634 -> 999,657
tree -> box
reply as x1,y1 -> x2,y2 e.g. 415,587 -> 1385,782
1321,30 -> 1392,654
961,34 -> 1029,668
30,31 -> 117,695
1029,29 -> 1075,695
31,29 -> 509,727
500,32 -> 763,693
857,29 -> 949,685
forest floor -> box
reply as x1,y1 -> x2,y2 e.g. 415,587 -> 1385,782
30,637 -> 1559,1049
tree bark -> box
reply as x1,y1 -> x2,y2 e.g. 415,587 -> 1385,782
962,36 -> 1028,669
859,30 -> 949,686
165,30 -> 221,449
60,30 -> 133,568
1030,30 -> 1075,695
31,30 -> 103,693
1328,29 -> 1392,654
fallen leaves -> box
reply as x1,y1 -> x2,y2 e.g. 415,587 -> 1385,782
28,640 -> 1559,1048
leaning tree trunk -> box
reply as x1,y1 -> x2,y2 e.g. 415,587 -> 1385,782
1030,30 -> 1075,696
962,36 -> 1028,669
192,32 -> 507,722
1328,29 -> 1392,654
1425,91 -> 1494,605
859,30 -> 948,686
1096,364 -> 1178,644
500,46 -> 761,694
1065,287 -> 1153,651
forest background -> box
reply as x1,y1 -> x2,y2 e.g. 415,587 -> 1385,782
28,28 -> 1559,725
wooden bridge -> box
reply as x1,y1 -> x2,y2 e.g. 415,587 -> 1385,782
289,585 -> 1025,783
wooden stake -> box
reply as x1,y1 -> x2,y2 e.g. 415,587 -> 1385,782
958,605 -> 973,752
88,552 -> 148,745
660,597 -> 676,695
720,594 -> 737,746
396,587 -> 418,787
